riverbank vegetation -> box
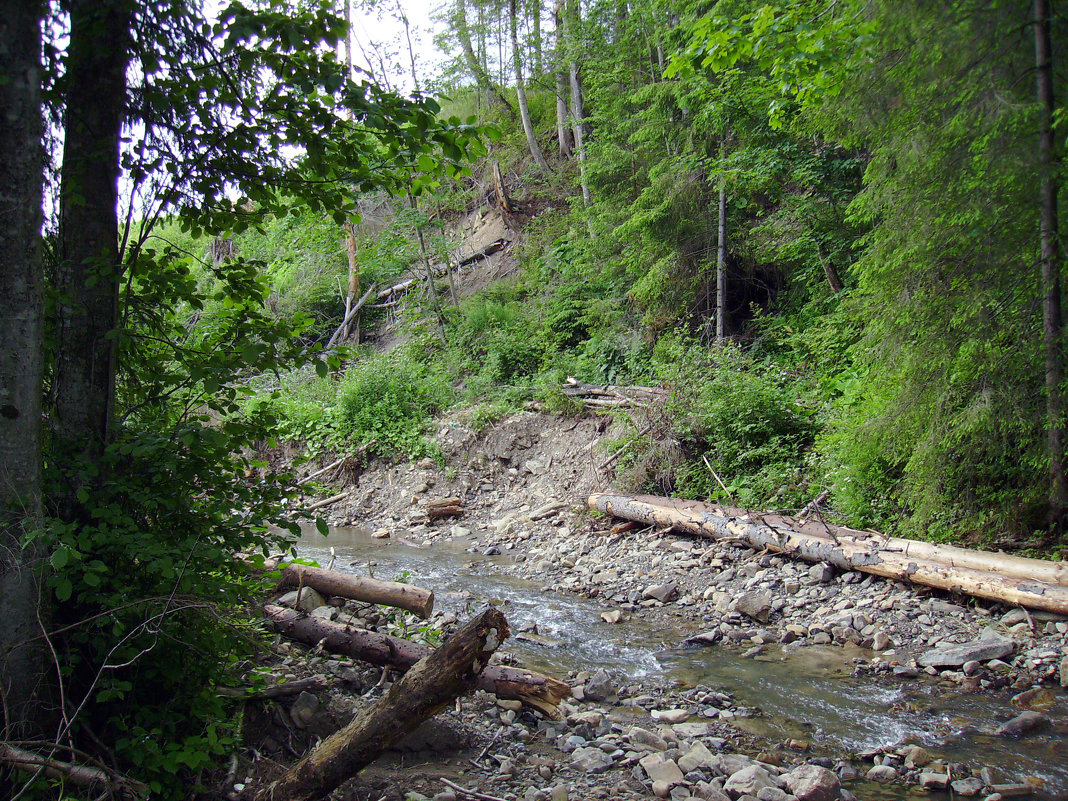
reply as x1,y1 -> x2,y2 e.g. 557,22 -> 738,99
1,0 -> 1064,797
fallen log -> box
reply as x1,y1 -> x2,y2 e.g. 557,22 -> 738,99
257,608 -> 510,801
264,605 -> 570,717
305,491 -> 349,511
277,563 -> 434,619
426,497 -> 465,520
589,494 -> 1068,615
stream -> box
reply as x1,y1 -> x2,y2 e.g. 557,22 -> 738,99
295,525 -> 1068,800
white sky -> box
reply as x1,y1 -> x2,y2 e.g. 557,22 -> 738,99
348,0 -> 453,93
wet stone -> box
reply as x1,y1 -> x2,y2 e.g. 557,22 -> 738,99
996,710 -> 1047,737
951,777 -> 984,797
723,765 -> 779,799
782,764 -> 840,801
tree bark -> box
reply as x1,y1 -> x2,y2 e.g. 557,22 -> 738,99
552,0 -> 573,158
276,563 -> 434,618
53,0 -> 132,512
815,241 -> 844,294
510,0 -> 551,173
1033,0 -> 1066,524
0,0 -> 49,737
257,608 -> 510,801
565,3 -> 592,217
588,494 -> 1068,615
264,605 -> 570,716
456,0 -> 516,119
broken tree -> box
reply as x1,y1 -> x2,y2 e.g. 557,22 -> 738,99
256,607 -> 509,801
264,604 -> 570,717
589,493 -> 1068,615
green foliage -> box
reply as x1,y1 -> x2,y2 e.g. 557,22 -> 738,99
336,347 -> 454,459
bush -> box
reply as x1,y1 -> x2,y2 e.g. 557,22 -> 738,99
337,349 -> 453,459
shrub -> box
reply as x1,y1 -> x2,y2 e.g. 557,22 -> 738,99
336,349 -> 453,459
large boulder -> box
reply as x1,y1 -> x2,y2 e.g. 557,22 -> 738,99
736,592 -> 773,624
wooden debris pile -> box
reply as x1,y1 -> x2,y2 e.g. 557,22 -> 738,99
562,377 -> 668,409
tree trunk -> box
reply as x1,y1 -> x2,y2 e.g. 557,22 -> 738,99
53,0 -> 132,511
588,494 -> 1068,615
0,0 -> 49,737
257,608 -> 510,801
264,605 -> 571,716
456,0 -> 516,119
341,224 -> 360,341
565,3 -> 592,216
815,241 -> 844,294
276,564 -> 434,618
1034,0 -> 1066,524
510,0 -> 551,172
552,0 -> 573,158
531,0 -> 542,77
716,149 -> 727,341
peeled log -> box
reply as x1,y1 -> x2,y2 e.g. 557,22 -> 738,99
589,494 -> 1068,615
264,604 -> 569,716
278,563 -> 434,619
257,608 -> 510,801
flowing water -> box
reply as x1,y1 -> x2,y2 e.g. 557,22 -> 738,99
295,526 -> 1068,799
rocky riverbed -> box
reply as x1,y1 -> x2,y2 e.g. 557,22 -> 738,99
241,409 -> 1068,801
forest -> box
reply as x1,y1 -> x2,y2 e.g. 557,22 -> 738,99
1,0 -> 1066,798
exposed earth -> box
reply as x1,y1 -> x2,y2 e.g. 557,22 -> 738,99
236,409 -> 1068,801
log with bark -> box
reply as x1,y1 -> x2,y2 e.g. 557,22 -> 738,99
277,563 -> 434,619
588,494 -> 1068,615
256,607 -> 510,801
264,604 -> 570,717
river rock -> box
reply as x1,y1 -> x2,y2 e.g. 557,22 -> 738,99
679,741 -> 718,773
809,564 -> 835,583
601,609 -> 623,624
951,777 -> 984,797
1060,656 -> 1068,688
917,631 -> 1014,668
289,690 -> 319,728
629,726 -> 668,751
549,785 -> 569,801
583,668 -> 616,702
640,753 -> 685,785
995,710 -> 1047,737
865,765 -> 897,782
694,782 -> 731,801
904,746 -> 932,768
736,592 -> 773,624
644,583 -> 680,603
919,773 -> 949,791
782,764 -> 840,801
571,746 -> 614,773
652,708 -> 691,724
277,588 -> 326,613
872,631 -> 891,651
724,765 -> 779,799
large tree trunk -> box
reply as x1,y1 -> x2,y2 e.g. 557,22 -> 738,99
1034,0 -> 1066,524
456,0 -> 516,119
264,605 -> 570,716
276,563 -> 434,618
588,494 -> 1068,615
257,608 -> 510,801
53,0 -> 132,514
0,0 -> 49,737
510,0 -> 550,172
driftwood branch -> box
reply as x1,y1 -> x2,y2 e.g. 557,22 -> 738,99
1,743 -> 149,797
589,493 -> 1068,614
563,377 -> 668,409
256,608 -> 510,801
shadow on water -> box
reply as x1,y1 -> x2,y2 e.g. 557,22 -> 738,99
294,525 -> 1068,799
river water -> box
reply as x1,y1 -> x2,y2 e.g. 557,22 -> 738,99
295,526 -> 1068,799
